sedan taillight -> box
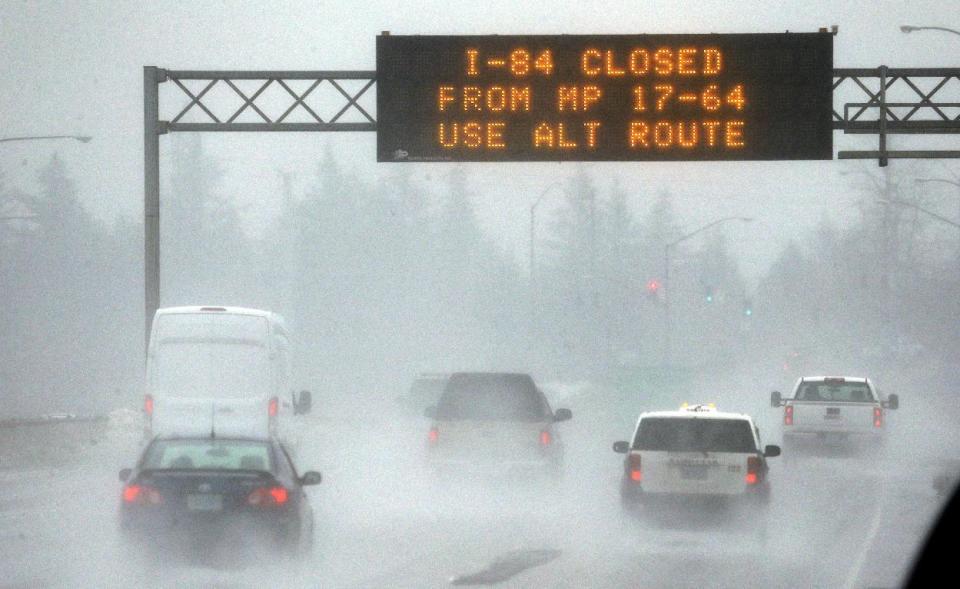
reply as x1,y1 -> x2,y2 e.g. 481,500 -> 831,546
248,486 -> 288,506
123,484 -> 162,505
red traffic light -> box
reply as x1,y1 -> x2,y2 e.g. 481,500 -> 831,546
646,279 -> 662,293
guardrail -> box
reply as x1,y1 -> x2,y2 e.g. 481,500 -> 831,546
0,414 -> 108,429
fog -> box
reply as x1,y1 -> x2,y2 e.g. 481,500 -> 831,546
2,1 -> 959,587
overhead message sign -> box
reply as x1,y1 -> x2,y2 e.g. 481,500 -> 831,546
376,34 -> 833,162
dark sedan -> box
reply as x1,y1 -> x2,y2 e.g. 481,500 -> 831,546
118,436 -> 321,563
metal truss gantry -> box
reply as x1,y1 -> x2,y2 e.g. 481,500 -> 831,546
143,65 -> 960,347
833,67 -> 960,165
143,67 -> 376,345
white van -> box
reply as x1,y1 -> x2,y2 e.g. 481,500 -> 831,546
144,306 -> 311,437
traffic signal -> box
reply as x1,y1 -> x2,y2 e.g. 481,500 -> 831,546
743,299 -> 753,317
645,279 -> 662,301
704,287 -> 714,303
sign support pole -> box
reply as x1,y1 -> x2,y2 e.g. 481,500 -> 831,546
144,66 -> 163,352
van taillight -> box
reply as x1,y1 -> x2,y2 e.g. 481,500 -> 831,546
627,454 -> 642,483
539,430 -> 552,446
746,456 -> 761,485
784,405 -> 793,426
144,395 -> 154,415
873,406 -> 883,428
268,396 -> 278,417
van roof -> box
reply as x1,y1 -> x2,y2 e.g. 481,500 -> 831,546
155,306 -> 277,319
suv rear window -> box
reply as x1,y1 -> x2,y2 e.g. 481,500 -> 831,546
436,373 -> 548,422
635,418 -> 757,453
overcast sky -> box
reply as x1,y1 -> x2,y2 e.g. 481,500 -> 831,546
2,0 -> 957,283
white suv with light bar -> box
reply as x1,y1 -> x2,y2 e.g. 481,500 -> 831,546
613,404 -> 780,511
770,376 -> 898,449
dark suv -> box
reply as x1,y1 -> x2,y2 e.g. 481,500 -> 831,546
424,372 -> 572,479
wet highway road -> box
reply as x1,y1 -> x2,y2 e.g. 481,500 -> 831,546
0,403 -> 947,589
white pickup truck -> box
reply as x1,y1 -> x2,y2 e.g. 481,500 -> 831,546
770,376 -> 899,447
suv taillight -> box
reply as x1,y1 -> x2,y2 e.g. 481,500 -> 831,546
123,484 -> 162,505
248,486 -> 288,506
144,394 -> 154,416
626,454 -> 642,483
746,456 -> 762,485
539,430 -> 552,446
873,406 -> 883,428
784,404 -> 794,426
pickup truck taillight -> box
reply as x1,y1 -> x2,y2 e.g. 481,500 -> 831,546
784,405 -> 794,426
746,456 -> 761,485
626,454 -> 642,483
873,406 -> 883,428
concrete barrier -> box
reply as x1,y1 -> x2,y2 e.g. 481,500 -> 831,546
0,416 -> 110,470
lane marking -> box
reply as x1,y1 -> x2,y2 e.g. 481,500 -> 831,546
843,487 -> 886,589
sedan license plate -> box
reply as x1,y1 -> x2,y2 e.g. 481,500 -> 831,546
187,494 -> 223,512
680,465 -> 708,480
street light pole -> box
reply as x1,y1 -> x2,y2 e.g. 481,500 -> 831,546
529,182 -> 564,313
0,135 -> 92,144
900,25 -> 960,38
663,216 -> 753,366
879,198 -> 960,229
914,177 -> 960,272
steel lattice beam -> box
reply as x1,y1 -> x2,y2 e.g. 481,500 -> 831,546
157,69 -> 377,133
832,67 -> 960,165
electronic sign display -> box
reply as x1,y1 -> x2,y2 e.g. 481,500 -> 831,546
376,34 -> 833,162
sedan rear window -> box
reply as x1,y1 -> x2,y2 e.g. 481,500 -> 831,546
436,374 -> 548,421
143,440 -> 273,472
635,418 -> 757,453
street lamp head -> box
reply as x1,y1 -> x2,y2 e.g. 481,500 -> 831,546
900,25 -> 917,33
76,136 -> 92,143
738,217 -> 755,223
